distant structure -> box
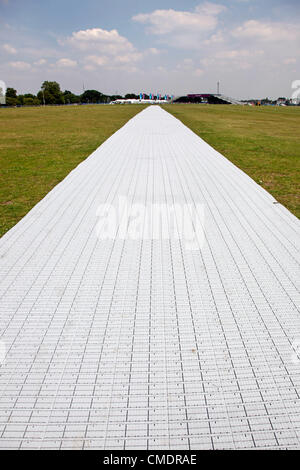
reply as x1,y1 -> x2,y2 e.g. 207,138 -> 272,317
0,80 -> 6,105
110,93 -> 173,105
277,97 -> 287,106
109,98 -> 170,105
173,94 -> 243,105
243,97 -> 299,106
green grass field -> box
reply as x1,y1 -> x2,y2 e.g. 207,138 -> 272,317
0,104 -> 147,237
0,103 -> 299,238
165,104 -> 300,218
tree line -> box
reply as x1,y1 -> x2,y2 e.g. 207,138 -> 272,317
4,81 -> 140,107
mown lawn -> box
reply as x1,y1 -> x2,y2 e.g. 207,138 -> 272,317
165,104 -> 300,218
0,104 -> 147,237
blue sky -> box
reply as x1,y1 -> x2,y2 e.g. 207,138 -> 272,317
0,0 -> 299,99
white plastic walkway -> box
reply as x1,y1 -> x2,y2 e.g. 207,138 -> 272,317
0,106 -> 300,450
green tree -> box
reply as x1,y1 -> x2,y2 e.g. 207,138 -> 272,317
5,87 -> 18,106
63,90 -> 80,104
125,93 -> 139,99
109,94 -> 123,101
5,97 -> 17,106
23,96 -> 41,106
80,90 -> 103,103
6,87 -> 17,99
16,93 -> 40,106
37,81 -> 64,105
17,95 -> 25,106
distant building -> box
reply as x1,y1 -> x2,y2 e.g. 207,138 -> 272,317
277,97 -> 287,105
173,94 -> 243,105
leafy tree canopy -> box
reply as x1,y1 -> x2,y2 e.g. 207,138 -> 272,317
6,87 -> 17,99
63,90 -> 80,104
81,89 -> 103,103
125,93 -> 139,99
37,81 -> 64,105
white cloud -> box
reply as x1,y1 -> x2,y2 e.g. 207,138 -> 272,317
283,58 -> 297,65
183,58 -> 194,66
199,48 -> 266,72
216,49 -> 264,60
147,47 -> 161,55
56,58 -> 77,67
175,60 -> 204,77
84,50 -> 143,72
2,43 -> 17,54
34,58 -> 47,66
114,52 -> 143,64
203,31 -> 225,45
9,61 -> 31,70
62,27 -> 144,70
195,2 -> 226,16
194,68 -> 204,76
156,65 -> 167,74
83,64 -> 96,71
64,27 -> 135,55
232,20 -> 300,42
86,55 -> 108,67
132,2 -> 226,35
201,57 -> 216,68
176,58 -> 194,71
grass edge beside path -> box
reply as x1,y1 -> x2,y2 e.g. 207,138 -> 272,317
164,104 -> 300,219
0,104 -> 147,238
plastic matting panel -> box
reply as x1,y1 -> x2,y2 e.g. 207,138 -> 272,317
0,106 -> 300,450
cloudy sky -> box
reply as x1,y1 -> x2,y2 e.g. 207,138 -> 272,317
0,0 -> 299,99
